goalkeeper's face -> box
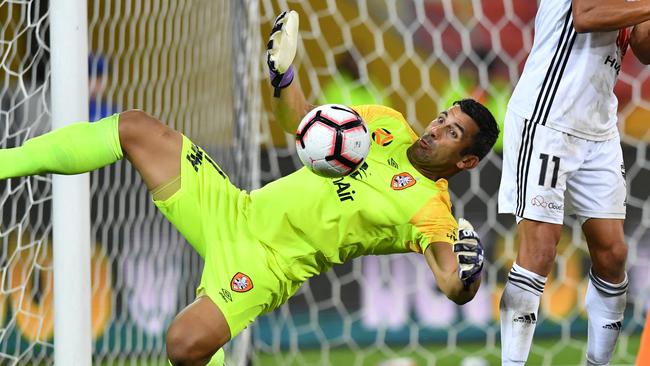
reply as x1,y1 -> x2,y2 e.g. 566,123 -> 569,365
408,105 -> 480,177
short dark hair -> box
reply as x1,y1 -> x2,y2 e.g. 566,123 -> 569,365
453,98 -> 499,160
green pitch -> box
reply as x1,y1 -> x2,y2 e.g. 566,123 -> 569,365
252,334 -> 641,366
93,333 -> 641,365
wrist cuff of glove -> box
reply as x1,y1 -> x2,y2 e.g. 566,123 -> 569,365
270,65 -> 295,89
461,266 -> 483,290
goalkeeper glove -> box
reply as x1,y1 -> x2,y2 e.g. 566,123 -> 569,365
453,218 -> 484,289
267,10 -> 299,96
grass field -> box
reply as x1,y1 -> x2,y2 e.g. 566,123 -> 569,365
252,334 -> 641,366
92,333 -> 641,365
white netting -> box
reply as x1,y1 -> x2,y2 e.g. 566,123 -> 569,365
1,0 -> 54,363
252,1 -> 650,365
1,0 -> 258,364
2,0 -> 649,365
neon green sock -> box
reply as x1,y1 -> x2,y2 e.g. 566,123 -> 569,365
0,113 -> 123,179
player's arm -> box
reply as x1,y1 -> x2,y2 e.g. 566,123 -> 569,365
266,11 -> 315,134
572,0 -> 650,33
631,20 -> 650,64
272,79 -> 315,134
423,219 -> 483,305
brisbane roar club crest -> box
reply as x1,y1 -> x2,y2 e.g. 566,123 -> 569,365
230,272 -> 253,293
372,128 -> 393,146
391,172 -> 416,190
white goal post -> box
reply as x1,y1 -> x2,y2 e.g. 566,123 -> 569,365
50,1 -> 92,365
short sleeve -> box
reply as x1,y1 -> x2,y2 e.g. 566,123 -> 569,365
408,192 -> 458,254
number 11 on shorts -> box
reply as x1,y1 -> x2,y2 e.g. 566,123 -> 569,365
538,153 -> 560,188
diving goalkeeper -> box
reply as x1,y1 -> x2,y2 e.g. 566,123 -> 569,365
0,10 -> 498,366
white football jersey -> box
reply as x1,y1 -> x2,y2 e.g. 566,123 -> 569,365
508,0 -> 629,141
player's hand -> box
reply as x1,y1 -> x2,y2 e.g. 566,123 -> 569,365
453,218 -> 484,289
267,10 -> 299,92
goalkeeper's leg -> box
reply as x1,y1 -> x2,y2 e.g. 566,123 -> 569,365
0,113 -> 123,179
0,110 -> 180,191
1,110 -> 233,364
166,296 -> 231,365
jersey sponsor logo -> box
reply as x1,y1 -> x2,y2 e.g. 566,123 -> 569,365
372,128 -> 394,146
530,195 -> 563,211
332,177 -> 356,201
391,172 -> 416,190
230,272 -> 253,293
186,143 -> 226,178
604,54 -> 622,75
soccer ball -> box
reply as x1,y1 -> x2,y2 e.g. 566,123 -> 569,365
295,104 -> 371,178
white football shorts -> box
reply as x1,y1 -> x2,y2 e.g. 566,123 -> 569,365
498,110 -> 627,224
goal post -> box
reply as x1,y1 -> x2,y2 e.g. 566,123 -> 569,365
50,1 -> 92,364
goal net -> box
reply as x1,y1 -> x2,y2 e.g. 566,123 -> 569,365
0,0 -> 258,364
251,1 -> 650,366
1,0 -> 649,365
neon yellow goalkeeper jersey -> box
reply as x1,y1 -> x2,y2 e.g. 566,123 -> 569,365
248,105 -> 458,282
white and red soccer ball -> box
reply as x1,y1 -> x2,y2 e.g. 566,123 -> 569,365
295,104 -> 371,178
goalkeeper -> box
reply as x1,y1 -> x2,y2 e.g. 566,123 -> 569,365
0,10 -> 498,366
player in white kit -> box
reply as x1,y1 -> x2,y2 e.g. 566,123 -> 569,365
498,0 -> 650,365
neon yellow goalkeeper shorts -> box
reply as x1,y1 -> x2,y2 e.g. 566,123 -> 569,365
153,135 -> 289,338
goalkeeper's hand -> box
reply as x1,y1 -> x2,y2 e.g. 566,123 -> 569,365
267,10 -> 299,94
453,218 -> 484,289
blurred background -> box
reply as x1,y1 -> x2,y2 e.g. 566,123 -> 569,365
0,0 -> 649,365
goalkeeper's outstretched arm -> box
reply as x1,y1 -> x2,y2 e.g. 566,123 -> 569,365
271,78 -> 314,134
266,10 -> 315,134
424,243 -> 480,305
423,218 -> 484,305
